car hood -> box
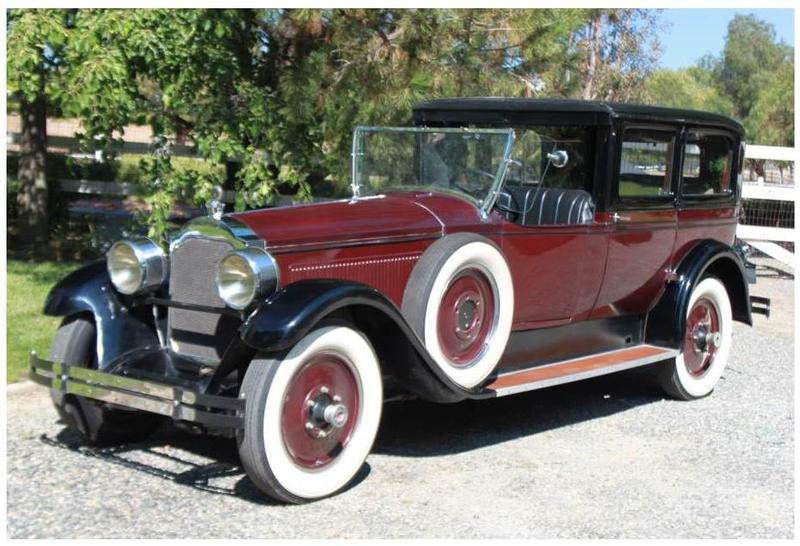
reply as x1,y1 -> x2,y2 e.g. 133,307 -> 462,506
229,193 -> 456,252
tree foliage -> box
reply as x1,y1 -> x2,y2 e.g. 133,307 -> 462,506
564,9 -> 663,101
8,8 -> 668,241
646,14 -> 794,148
645,67 -> 735,115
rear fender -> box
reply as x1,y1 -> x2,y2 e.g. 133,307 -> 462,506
646,240 -> 752,349
239,280 -> 471,402
43,261 -> 159,369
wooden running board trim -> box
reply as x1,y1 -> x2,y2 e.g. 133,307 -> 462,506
485,344 -> 679,398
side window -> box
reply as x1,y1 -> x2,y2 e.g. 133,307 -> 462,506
681,131 -> 734,197
618,128 -> 675,199
498,126 -> 595,226
510,126 -> 594,192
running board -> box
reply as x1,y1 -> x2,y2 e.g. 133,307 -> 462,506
484,344 -> 679,398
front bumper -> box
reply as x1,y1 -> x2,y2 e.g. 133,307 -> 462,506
29,352 -> 244,429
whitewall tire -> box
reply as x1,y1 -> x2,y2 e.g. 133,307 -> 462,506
402,233 -> 514,389
658,277 -> 733,400
237,325 -> 383,503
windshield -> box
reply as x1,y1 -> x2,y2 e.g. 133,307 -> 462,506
352,126 -> 515,210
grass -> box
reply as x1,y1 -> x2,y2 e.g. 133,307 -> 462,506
6,260 -> 79,383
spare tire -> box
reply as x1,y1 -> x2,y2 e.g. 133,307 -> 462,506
402,233 -> 514,388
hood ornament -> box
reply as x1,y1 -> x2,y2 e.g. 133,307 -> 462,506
208,185 -> 225,220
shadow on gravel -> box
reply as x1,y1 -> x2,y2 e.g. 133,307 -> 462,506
374,365 -> 667,457
38,426 -> 371,505
39,366 -> 665,501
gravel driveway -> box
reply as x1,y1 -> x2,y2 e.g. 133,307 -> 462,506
6,260 -> 793,538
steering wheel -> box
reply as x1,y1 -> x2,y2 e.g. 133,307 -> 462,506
466,167 -> 496,182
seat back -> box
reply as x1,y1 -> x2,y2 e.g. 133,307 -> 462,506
498,186 -> 594,226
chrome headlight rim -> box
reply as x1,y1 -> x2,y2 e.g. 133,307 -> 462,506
106,238 -> 168,295
216,247 -> 280,310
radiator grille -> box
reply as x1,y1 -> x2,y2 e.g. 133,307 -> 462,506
168,237 -> 240,363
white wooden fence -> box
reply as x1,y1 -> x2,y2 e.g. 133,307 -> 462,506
737,144 -> 796,269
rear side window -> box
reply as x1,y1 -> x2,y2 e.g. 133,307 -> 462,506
618,128 -> 675,199
681,131 -> 734,197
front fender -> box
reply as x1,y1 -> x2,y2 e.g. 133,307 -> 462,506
646,240 -> 752,349
239,280 -> 472,402
43,260 -> 158,369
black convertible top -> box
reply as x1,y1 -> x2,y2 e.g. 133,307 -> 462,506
413,97 -> 744,135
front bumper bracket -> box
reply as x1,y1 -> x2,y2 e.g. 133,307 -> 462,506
29,352 -> 244,429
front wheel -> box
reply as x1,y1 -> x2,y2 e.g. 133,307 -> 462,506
237,325 -> 383,503
657,277 -> 733,400
49,316 -> 165,445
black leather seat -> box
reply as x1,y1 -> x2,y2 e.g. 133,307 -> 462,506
498,186 -> 594,226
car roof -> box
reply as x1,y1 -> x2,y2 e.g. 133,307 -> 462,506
413,97 -> 744,135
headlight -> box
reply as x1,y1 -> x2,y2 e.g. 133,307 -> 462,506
106,238 -> 167,295
216,247 -> 279,310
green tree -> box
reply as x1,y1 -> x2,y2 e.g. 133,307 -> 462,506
745,60 -> 794,147
714,14 -> 791,122
697,13 -> 794,179
7,9 -> 69,246
8,8 -> 667,242
564,9 -> 663,101
645,67 -> 735,114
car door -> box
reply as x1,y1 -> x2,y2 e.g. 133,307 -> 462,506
498,125 -> 609,328
590,123 -> 679,319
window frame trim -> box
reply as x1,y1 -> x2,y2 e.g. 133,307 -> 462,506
677,126 -> 738,206
613,123 -> 681,211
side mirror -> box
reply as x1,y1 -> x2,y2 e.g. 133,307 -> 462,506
546,149 -> 569,169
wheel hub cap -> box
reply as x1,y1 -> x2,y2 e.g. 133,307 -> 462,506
437,268 -> 496,367
685,298 -> 721,377
281,354 -> 359,468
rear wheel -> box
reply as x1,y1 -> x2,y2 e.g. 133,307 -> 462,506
237,324 -> 382,503
49,316 -> 165,445
657,277 -> 733,400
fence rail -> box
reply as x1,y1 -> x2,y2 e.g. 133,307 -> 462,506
737,144 -> 795,269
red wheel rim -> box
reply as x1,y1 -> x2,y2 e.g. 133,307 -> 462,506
281,353 -> 360,469
436,267 -> 496,366
684,297 -> 721,377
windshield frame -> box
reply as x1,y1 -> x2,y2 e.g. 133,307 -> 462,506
351,125 -> 516,218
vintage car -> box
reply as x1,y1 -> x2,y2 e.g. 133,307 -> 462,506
30,98 -> 770,503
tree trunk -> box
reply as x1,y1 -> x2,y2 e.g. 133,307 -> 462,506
16,93 -> 49,247
581,14 -> 603,100
224,160 -> 240,192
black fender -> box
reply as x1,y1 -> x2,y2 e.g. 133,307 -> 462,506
646,240 -> 752,349
239,279 -> 473,403
43,260 -> 159,369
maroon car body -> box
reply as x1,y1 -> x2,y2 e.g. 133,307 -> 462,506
31,99 -> 766,503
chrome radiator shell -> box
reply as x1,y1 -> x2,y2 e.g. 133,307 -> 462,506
166,217 -> 263,362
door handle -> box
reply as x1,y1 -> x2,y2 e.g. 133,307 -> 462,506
612,212 -> 631,223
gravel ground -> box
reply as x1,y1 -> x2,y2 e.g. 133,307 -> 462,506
6,259 -> 794,538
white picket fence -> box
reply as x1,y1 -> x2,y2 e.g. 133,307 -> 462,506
737,145 -> 796,269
